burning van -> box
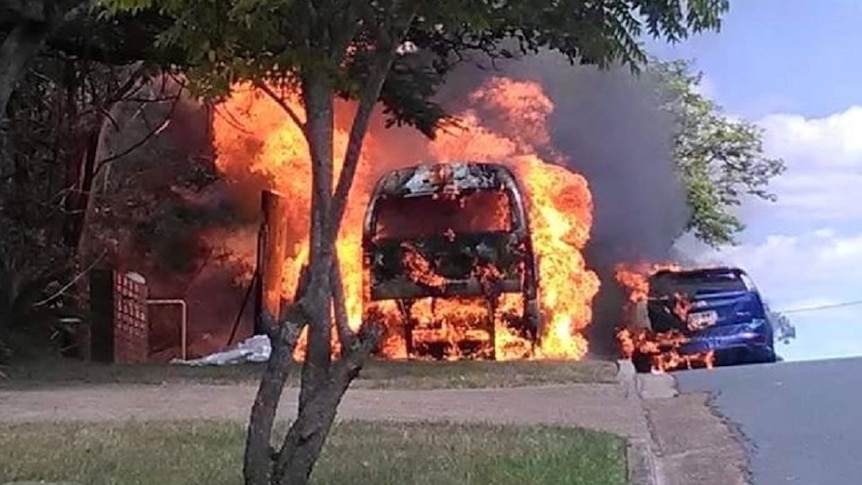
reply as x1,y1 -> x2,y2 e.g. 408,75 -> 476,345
625,266 -> 777,372
361,162 -> 542,360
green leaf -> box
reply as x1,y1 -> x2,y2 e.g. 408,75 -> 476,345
646,57 -> 786,248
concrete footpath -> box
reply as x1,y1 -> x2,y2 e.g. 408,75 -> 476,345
0,363 -> 749,485
620,361 -> 750,485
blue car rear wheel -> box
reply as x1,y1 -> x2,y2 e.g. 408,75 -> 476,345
761,349 -> 778,363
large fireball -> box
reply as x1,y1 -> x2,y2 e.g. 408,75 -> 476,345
211,77 -> 600,360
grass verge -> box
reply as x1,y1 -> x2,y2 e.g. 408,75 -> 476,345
1,357 -> 618,389
0,420 -> 627,485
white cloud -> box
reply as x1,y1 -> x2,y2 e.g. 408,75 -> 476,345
698,229 -> 862,307
755,107 -> 862,221
760,107 -> 862,167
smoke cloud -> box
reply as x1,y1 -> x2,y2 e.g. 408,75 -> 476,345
434,51 -> 690,356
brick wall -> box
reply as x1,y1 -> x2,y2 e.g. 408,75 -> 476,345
113,272 -> 149,363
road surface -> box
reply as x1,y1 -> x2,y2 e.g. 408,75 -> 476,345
675,357 -> 862,485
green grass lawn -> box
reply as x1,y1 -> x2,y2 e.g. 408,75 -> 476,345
0,420 -> 628,485
1,357 -> 619,389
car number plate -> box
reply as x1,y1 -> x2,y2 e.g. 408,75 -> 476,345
687,310 -> 717,330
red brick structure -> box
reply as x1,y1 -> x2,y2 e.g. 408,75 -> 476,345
113,272 -> 149,363
89,270 -> 150,363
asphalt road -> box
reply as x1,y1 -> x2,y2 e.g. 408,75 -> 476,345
675,357 -> 862,485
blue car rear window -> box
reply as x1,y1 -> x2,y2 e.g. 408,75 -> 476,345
649,270 -> 748,296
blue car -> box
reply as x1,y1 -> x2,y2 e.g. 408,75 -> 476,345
632,266 -> 777,372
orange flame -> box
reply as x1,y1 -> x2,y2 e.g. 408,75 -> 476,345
614,262 -> 715,372
614,262 -> 682,304
211,77 -> 600,361
617,327 -> 715,373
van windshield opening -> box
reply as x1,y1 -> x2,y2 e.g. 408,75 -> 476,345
373,189 -> 513,240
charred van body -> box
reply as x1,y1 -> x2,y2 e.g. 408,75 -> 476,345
361,162 -> 542,360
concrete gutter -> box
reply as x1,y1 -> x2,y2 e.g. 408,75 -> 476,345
616,360 -> 750,485
615,359 -> 680,400
635,372 -> 679,400
616,359 -> 661,485
627,437 -> 660,485
615,358 -> 638,399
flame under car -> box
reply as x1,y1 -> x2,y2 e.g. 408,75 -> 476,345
361,162 -> 542,360
629,266 -> 777,373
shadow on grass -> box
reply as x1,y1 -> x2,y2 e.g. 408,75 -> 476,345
0,420 -> 628,485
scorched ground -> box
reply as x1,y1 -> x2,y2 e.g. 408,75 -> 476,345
211,77 -> 600,361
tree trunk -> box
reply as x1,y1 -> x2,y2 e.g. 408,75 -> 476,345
72,105 -> 122,315
243,26 -> 403,484
297,72 -> 337,411
63,129 -> 100,248
243,270 -> 310,485
243,309 -> 305,485
270,72 -> 337,485
0,21 -> 53,119
271,358 -> 360,484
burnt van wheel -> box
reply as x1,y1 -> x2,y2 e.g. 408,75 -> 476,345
632,352 -> 653,374
523,298 -> 541,339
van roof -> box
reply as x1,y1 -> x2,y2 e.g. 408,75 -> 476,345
374,161 -> 516,197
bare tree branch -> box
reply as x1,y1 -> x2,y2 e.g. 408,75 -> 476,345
327,10 -> 416,243
75,62 -> 150,122
330,252 -> 355,351
327,52 -> 392,242
212,103 -> 256,135
96,104 -> 121,131
122,95 -> 184,103
92,87 -> 183,177
31,248 -> 106,307
254,80 -> 307,135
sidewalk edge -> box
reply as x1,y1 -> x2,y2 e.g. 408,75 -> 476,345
627,437 -> 660,485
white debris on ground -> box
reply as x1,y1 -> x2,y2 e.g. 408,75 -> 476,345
170,334 -> 271,366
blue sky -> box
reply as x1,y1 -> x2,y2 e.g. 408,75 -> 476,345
648,0 -> 861,362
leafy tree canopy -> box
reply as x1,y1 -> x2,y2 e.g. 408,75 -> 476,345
648,58 -> 786,247
98,0 -> 731,136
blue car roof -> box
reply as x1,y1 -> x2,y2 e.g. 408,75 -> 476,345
652,266 -> 746,279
